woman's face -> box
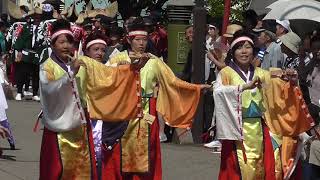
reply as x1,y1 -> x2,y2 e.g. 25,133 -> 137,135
234,41 -> 254,67
208,27 -> 218,39
52,34 -> 73,61
86,43 -> 106,62
129,36 -> 148,53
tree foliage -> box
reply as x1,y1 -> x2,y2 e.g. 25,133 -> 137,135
207,0 -> 250,21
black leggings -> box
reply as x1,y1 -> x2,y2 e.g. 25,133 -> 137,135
15,62 -> 29,94
15,62 -> 39,96
29,63 -> 39,96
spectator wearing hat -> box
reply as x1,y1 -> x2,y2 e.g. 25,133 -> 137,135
257,28 -> 284,70
279,31 -> 301,70
205,23 -> 221,80
13,7 -> 43,101
276,20 -> 291,38
223,24 -> 243,46
206,24 -> 243,71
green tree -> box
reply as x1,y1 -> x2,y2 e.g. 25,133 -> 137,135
207,0 -> 250,21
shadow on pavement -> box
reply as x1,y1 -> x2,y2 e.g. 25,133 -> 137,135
0,154 -> 16,161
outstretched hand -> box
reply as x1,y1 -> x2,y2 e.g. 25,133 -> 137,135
242,77 -> 261,91
200,84 -> 212,90
129,52 -> 150,70
67,54 -> 86,73
199,84 -> 212,94
281,69 -> 298,84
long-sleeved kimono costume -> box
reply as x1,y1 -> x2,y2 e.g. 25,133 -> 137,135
214,61 -> 314,180
39,53 -> 141,180
85,51 -> 201,180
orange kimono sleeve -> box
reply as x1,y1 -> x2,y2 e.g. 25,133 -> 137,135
152,59 -> 201,128
80,56 -> 138,121
263,77 -> 314,136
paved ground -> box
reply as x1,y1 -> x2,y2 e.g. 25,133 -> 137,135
0,100 -> 220,180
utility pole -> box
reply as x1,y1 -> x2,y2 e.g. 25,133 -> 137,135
191,0 -> 206,143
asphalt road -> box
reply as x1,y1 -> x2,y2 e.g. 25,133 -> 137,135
0,100 -> 220,180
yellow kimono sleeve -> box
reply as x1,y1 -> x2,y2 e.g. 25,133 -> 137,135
262,73 -> 314,136
75,66 -> 87,107
152,59 -> 201,128
107,50 -> 131,65
79,56 -> 139,121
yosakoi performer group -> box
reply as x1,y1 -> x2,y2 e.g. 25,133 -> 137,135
39,19 -> 147,180
214,31 -> 314,180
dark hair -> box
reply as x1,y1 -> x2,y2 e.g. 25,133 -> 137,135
1,14 -> 7,22
84,31 -> 108,52
109,27 -> 124,38
51,19 -> 73,45
229,30 -> 259,58
128,17 -> 146,32
207,16 -> 222,31
243,9 -> 258,28
127,17 -> 147,41
243,9 -> 258,19
185,25 -> 193,31
143,16 -> 155,26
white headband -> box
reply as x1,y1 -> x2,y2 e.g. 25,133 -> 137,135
86,39 -> 107,49
51,30 -> 74,41
128,30 -> 148,37
208,24 -> 216,29
230,36 -> 254,49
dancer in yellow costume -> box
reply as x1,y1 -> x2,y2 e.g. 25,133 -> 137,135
214,31 -> 313,180
94,17 -> 209,180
